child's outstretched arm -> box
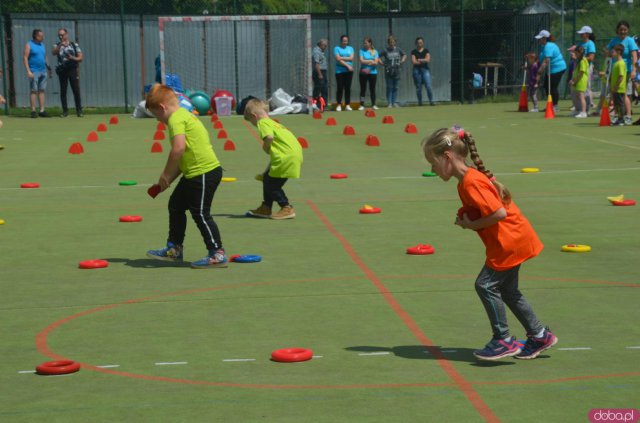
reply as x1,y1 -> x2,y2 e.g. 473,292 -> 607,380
456,207 -> 507,231
262,135 -> 273,154
158,134 -> 185,191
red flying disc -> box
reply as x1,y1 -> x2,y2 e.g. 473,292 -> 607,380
406,244 -> 435,255
457,206 -> 482,221
612,199 -> 636,206
36,360 -> 81,375
359,207 -> 381,214
119,215 -> 142,222
20,183 -> 40,188
147,184 -> 161,198
330,174 -> 348,179
271,348 -> 313,363
78,259 -> 109,269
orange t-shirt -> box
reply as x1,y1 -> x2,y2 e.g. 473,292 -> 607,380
457,168 -> 543,271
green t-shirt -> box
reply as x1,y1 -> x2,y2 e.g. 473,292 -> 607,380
611,59 -> 627,94
573,57 -> 589,92
257,118 -> 303,179
168,107 -> 220,179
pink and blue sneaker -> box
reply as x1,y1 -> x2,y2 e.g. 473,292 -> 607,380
146,242 -> 183,262
191,249 -> 228,269
473,336 -> 522,361
515,327 -> 558,360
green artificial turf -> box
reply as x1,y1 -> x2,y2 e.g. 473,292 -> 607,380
0,104 -> 638,422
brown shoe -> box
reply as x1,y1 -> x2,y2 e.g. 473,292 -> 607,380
248,204 -> 272,218
271,205 -> 295,220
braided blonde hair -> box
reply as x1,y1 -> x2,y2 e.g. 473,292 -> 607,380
421,128 -> 511,203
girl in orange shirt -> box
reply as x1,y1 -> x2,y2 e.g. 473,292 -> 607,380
422,127 -> 557,361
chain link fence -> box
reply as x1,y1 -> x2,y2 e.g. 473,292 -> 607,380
2,1 -> 638,114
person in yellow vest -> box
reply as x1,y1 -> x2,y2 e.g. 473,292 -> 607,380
244,99 -> 303,220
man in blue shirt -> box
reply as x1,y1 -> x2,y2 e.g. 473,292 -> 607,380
23,29 -> 51,118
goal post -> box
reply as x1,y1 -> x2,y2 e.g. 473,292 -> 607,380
158,15 -> 312,107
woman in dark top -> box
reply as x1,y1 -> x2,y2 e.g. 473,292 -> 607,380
411,37 -> 434,106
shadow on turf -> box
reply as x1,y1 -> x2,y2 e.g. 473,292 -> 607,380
345,346 -> 516,366
103,257 -> 191,268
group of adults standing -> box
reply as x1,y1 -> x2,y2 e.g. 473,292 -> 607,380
533,20 -> 638,124
23,28 -> 84,118
312,34 -> 435,110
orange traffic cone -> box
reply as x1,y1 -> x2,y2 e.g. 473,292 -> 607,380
544,95 -> 555,119
599,106 -> 611,126
518,85 -> 528,112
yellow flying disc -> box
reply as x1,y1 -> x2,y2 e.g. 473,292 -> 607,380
607,195 -> 624,203
561,244 -> 591,253
0,219 -> 5,225
221,177 -> 237,182
520,167 -> 540,173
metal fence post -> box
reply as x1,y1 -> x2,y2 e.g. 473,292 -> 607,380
0,3 -> 8,115
460,0 -> 465,104
120,0 -> 129,113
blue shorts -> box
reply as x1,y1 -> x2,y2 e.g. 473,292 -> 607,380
29,72 -> 47,92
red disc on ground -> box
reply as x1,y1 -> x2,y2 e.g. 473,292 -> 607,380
78,259 -> 109,269
612,199 -> 636,206
229,254 -> 242,262
119,215 -> 142,222
271,348 -> 313,363
36,360 -> 81,375
330,174 -> 348,179
359,207 -> 382,214
406,244 -> 435,255
20,183 -> 40,188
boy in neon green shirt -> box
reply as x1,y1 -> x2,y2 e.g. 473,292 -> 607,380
144,84 -> 227,268
569,46 -> 588,118
244,99 -> 303,219
610,44 -> 627,126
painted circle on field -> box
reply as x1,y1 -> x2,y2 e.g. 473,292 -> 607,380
36,360 -> 81,375
271,348 -> 313,363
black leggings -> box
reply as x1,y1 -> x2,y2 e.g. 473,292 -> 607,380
58,66 -> 82,113
262,169 -> 289,208
335,71 -> 353,105
544,70 -> 565,106
359,73 -> 377,106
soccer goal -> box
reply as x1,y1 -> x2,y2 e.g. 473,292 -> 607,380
158,15 -> 312,105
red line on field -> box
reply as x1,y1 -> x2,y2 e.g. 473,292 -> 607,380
381,274 -> 640,288
241,119 -> 264,145
474,371 -> 640,386
306,200 -> 501,423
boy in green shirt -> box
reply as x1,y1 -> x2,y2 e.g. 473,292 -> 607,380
244,99 -> 303,220
145,84 -> 227,268
610,44 -> 627,126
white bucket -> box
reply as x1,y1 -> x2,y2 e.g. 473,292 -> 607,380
215,96 -> 232,116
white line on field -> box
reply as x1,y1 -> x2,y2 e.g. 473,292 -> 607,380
18,370 -> 35,374
357,352 -> 390,356
441,350 -> 458,353
558,347 -> 592,351
312,355 -> 323,358
154,361 -> 188,366
560,132 -> 640,150
222,358 -> 256,362
96,364 -> 120,368
625,346 -> 640,349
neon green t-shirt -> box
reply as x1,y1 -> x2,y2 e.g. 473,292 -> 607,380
573,57 -> 589,92
257,118 -> 303,179
168,107 -> 220,179
611,59 -> 627,94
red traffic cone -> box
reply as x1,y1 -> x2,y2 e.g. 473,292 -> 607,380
382,115 -> 394,124
404,123 -> 418,134
544,95 -> 555,119
365,109 -> 376,118
157,122 -> 166,131
599,106 -> 611,126
153,130 -> 165,140
97,123 -> 108,132
217,129 -> 228,139
151,141 -> 163,153
87,131 -> 99,142
297,137 -> 309,148
210,114 -> 219,122
109,115 -> 119,125
326,117 -> 337,126
518,85 -> 528,112
365,135 -> 380,146
313,111 -> 322,119
68,142 -> 84,154
213,120 -> 224,129
343,125 -> 355,135
223,140 -> 236,151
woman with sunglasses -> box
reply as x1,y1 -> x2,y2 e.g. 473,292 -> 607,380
52,28 -> 83,117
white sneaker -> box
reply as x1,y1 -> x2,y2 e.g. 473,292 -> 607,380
336,105 -> 342,112
569,106 -> 575,111
372,105 -> 379,110
358,105 -> 365,111
575,112 -> 588,118
529,108 -> 539,112
624,116 -> 633,125
345,105 -> 353,111
393,103 -> 400,108
387,104 -> 393,108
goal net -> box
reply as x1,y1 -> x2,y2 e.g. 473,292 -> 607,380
159,15 -> 312,105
